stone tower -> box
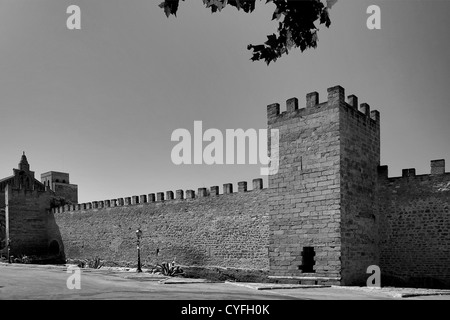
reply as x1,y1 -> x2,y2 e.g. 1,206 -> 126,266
267,85 -> 381,285
41,171 -> 78,204
1,153 -> 52,256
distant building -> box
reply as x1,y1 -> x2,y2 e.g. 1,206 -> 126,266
0,153 -> 77,256
41,171 -> 78,204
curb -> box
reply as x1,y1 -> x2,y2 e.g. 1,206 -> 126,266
159,278 -> 222,284
225,281 -> 331,290
393,292 -> 450,298
330,285 -> 450,298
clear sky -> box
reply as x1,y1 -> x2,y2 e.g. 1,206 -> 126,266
0,0 -> 449,203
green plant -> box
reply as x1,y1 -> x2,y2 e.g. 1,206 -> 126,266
20,254 -> 31,264
85,257 -> 104,269
156,261 -> 184,277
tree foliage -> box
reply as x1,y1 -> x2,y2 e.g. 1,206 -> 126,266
159,0 -> 337,64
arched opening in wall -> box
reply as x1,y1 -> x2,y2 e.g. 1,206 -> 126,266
55,179 -> 59,183
63,180 -> 66,183
49,240 -> 60,255
298,247 -> 315,273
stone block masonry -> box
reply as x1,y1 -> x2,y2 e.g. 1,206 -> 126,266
267,86 -> 381,285
5,186 -> 54,256
378,162 -> 450,288
339,90 -> 380,285
50,180 -> 269,270
267,88 -> 344,284
3,85 -> 450,288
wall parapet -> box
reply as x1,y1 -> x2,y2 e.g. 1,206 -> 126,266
267,85 -> 380,126
378,160 -> 448,179
53,178 -> 265,214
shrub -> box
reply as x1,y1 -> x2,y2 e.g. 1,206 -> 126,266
156,261 -> 184,277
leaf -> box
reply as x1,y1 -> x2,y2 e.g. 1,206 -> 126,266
204,0 -> 227,13
320,9 -> 331,27
264,34 -> 278,47
229,0 -> 256,12
249,44 -> 265,52
159,0 -> 181,17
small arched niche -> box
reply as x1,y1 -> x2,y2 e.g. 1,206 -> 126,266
48,240 -> 60,255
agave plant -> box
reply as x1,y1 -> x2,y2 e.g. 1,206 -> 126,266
20,254 -> 31,264
85,257 -> 103,269
156,260 -> 184,277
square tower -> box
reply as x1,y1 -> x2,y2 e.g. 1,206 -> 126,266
41,171 -> 78,204
267,86 -> 380,285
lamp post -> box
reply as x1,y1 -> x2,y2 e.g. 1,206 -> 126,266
136,228 -> 142,273
7,239 -> 11,264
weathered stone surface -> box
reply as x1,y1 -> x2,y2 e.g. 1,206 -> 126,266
1,86 -> 449,288
4,186 -> 54,256
50,189 -> 270,270
378,172 -> 450,287
268,90 -> 345,281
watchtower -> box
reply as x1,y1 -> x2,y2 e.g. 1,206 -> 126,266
267,85 -> 381,285
41,171 -> 78,204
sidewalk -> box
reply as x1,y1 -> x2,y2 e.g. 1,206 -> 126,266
224,281 -> 450,299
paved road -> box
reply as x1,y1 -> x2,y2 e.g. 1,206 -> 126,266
0,263 -> 299,300
0,263 -> 448,300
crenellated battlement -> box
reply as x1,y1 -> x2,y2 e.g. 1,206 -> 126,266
267,85 -> 380,125
52,178 -> 265,214
5,84 -> 450,288
378,159 -> 449,181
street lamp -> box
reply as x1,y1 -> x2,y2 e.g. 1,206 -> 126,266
136,228 -> 142,273
7,239 -> 11,264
